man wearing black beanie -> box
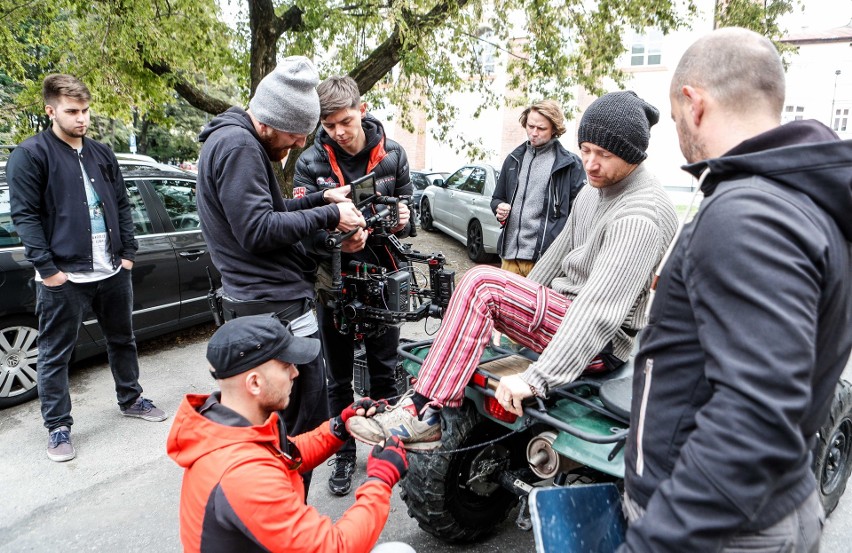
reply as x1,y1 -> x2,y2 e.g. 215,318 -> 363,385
347,91 -> 679,452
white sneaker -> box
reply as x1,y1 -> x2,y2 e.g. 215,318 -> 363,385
346,391 -> 442,451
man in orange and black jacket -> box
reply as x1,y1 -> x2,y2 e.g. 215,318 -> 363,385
294,76 -> 412,497
167,314 -> 410,553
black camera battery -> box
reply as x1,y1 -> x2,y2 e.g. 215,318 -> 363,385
385,270 -> 410,312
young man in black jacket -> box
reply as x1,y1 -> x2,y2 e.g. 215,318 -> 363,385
8,74 -> 167,463
195,57 -> 366,496
294,75 -> 412,496
620,27 -> 852,552
491,99 -> 585,277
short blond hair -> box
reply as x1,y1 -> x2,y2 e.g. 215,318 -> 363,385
519,100 -> 566,138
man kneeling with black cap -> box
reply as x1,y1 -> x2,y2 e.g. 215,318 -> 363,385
167,314 -> 411,553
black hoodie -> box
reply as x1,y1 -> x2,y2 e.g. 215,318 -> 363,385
622,120 -> 852,552
196,107 -> 340,302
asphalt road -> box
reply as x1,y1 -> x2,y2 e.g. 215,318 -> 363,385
1,230 -> 851,552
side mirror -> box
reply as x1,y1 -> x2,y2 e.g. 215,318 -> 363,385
433,178 -> 444,187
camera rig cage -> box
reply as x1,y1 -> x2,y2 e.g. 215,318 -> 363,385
323,195 -> 455,337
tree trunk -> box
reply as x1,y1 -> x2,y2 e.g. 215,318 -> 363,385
138,118 -> 151,155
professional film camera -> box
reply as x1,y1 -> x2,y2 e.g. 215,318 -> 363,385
322,173 -> 455,337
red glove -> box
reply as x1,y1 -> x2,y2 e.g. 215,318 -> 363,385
366,436 -> 409,487
331,398 -> 388,440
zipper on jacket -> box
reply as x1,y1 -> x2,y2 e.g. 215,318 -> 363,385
635,358 -> 654,477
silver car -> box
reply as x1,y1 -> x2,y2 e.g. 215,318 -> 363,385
419,164 -> 501,263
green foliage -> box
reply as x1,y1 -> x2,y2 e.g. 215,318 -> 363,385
0,0 -> 800,162
714,0 -> 801,64
1,0 -> 237,142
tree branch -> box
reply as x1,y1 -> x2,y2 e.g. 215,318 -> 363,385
349,0 -> 473,91
144,60 -> 232,115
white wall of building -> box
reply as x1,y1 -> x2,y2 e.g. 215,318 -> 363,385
378,0 -> 851,193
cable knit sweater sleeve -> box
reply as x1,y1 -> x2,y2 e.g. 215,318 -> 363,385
522,166 -> 677,391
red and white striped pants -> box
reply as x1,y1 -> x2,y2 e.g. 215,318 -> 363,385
414,266 -> 604,407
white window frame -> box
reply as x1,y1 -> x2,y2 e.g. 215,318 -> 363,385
782,104 -> 806,124
629,29 -> 663,67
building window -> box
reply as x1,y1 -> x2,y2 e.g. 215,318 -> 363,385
783,105 -> 805,123
474,28 -> 498,76
629,30 -> 663,66
833,108 -> 849,132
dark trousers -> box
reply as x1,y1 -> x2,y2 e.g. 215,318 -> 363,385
35,268 -> 142,431
624,489 -> 823,552
282,326 -> 329,495
318,305 -> 400,456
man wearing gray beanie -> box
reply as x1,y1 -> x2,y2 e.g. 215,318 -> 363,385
347,92 -> 679,454
195,55 -> 366,497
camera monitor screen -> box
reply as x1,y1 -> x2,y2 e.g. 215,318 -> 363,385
349,172 -> 377,208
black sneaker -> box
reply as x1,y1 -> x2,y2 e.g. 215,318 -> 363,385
327,454 -> 356,496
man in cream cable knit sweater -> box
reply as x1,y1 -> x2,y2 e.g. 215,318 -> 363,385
348,91 -> 678,449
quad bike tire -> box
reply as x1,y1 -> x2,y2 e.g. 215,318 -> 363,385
813,378 -> 852,516
400,402 -> 525,543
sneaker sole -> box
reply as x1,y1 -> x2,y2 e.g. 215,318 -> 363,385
328,484 -> 353,496
349,431 -> 443,452
121,412 -> 168,422
47,450 -> 76,462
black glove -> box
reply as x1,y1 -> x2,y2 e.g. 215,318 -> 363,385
366,436 -> 409,487
330,398 -> 389,441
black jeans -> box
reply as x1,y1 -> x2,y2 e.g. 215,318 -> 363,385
318,305 -> 400,456
36,268 -> 142,431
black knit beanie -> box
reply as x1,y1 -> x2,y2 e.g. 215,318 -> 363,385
577,91 -> 660,164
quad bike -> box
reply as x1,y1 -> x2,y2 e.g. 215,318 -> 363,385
396,340 -> 852,547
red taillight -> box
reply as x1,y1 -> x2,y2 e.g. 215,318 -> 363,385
483,396 -> 518,423
471,373 -> 488,388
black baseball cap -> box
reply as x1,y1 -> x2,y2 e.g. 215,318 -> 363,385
206,314 -> 320,379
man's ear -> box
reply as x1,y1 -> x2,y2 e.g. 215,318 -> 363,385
681,85 -> 705,127
244,371 -> 263,396
359,102 -> 367,117
45,105 -> 55,120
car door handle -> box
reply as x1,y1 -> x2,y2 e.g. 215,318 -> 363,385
179,250 -> 206,260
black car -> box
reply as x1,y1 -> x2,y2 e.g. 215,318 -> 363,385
0,153 -> 216,408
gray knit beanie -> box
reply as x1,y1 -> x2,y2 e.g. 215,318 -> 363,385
577,91 -> 660,164
248,56 -> 321,135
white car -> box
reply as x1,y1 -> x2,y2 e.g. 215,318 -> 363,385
419,164 -> 501,263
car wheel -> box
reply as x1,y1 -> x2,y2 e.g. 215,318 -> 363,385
0,316 -> 40,409
813,379 -> 852,516
466,220 -> 494,263
420,199 -> 434,231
